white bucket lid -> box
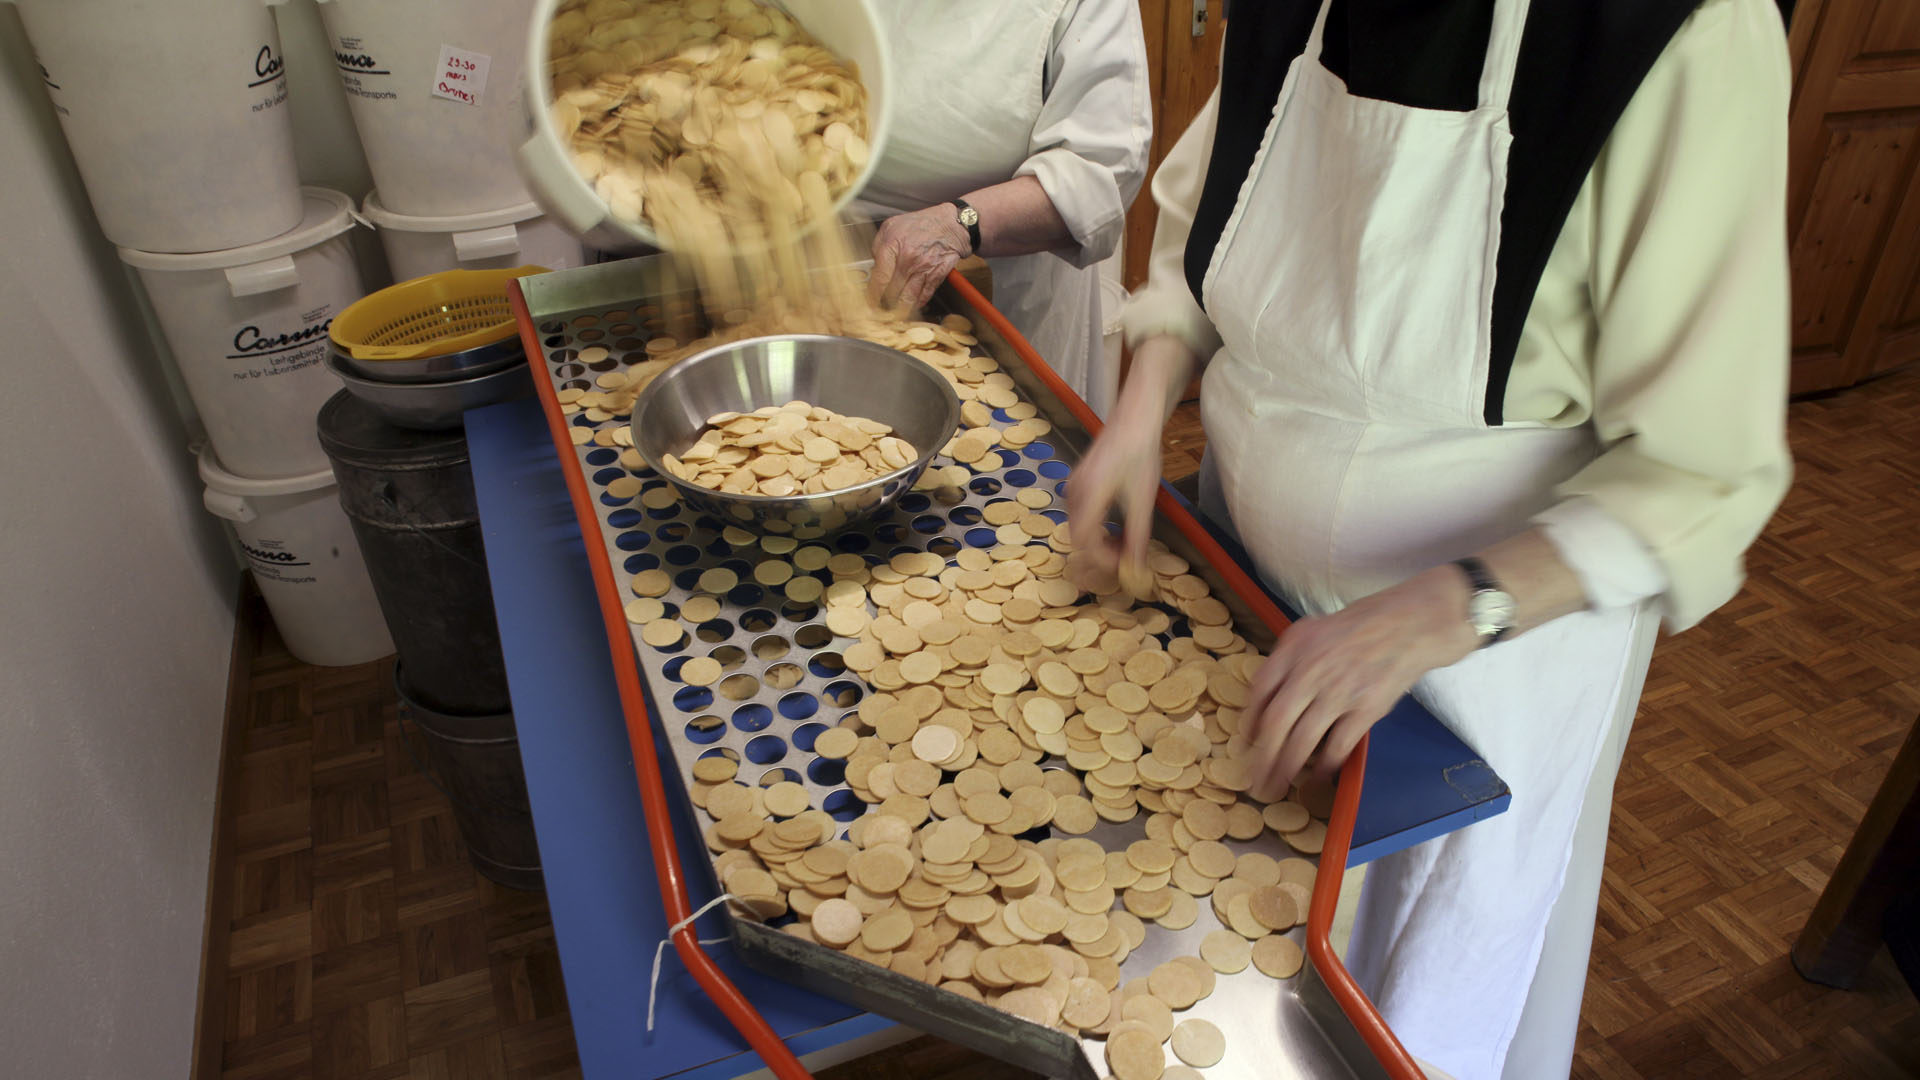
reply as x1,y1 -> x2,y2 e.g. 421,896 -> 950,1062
198,443 -> 338,497
118,188 -> 358,271
361,190 -> 544,234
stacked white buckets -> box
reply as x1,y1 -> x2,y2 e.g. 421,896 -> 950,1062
314,0 -> 588,279
9,0 -> 390,666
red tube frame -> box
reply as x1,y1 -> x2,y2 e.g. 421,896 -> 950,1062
512,270 -> 1423,1080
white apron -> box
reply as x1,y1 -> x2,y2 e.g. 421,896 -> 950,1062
851,0 -> 1114,416
1194,1 -> 1654,1076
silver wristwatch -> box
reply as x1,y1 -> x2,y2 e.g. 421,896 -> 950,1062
1454,557 -> 1515,647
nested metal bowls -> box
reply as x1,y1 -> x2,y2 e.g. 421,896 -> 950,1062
630,334 -> 960,535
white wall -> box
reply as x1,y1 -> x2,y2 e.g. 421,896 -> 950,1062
0,8 -> 244,1079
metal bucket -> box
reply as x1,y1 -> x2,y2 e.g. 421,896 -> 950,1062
396,670 -> 541,891
316,390 -> 512,714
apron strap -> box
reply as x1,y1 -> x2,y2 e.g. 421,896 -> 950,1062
1479,0 -> 1532,109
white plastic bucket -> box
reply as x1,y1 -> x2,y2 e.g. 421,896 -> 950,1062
199,446 -> 394,668
314,0 -> 536,217
6,0 -> 303,253
516,0 -> 892,253
361,190 -> 587,282
121,188 -> 366,479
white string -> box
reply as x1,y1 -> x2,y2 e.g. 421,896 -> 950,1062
647,892 -> 738,1031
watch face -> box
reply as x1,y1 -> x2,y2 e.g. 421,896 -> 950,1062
1469,590 -> 1517,636
958,207 -> 979,226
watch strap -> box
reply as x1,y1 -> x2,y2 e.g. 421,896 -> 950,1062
952,198 -> 982,253
1453,557 -> 1511,645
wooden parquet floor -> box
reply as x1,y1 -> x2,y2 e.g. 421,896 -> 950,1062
208,368 -> 1920,1080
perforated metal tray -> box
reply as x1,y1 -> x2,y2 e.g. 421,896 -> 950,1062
515,256 -> 1408,1080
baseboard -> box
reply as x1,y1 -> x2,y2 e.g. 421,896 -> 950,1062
189,576 -> 261,1080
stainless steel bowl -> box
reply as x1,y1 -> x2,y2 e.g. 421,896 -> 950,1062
630,335 -> 961,535
326,351 -> 532,430
331,332 -> 526,384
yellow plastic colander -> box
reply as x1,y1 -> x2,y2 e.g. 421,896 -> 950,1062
330,266 -> 547,361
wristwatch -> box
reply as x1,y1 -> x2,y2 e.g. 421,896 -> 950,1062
951,198 -> 981,253
1454,557 -> 1516,647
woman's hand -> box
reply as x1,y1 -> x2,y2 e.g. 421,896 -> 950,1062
1066,335 -> 1196,586
868,205 -> 971,313
1245,567 -> 1482,802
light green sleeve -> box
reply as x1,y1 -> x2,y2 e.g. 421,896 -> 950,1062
1120,87 -> 1224,361
1554,0 -> 1794,631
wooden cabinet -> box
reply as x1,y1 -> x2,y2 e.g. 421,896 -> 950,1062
1788,0 -> 1920,393
1123,0 -> 1223,292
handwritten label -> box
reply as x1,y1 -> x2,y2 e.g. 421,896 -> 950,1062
431,44 -> 490,106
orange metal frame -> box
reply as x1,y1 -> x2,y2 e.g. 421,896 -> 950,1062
510,270 -> 1424,1080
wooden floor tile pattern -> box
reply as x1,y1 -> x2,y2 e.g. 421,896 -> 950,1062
209,369 -> 1920,1079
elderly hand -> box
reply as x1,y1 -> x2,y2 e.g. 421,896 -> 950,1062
869,204 -> 972,313
1245,567 -> 1482,802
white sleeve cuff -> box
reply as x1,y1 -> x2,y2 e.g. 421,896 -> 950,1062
1533,496 -> 1670,612
1122,284 -> 1222,362
1016,149 -> 1127,268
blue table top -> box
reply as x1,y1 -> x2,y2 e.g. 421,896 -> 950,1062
465,395 -> 1508,1078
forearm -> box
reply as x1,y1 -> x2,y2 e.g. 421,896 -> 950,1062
1385,527 -> 1596,674
1116,334 -> 1199,427
961,176 -> 1073,259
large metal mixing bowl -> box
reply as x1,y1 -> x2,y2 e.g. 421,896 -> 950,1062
629,335 -> 960,535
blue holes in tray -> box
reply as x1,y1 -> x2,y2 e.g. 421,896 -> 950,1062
664,544 -> 702,566
1038,459 -> 1070,480
728,583 -> 767,609
744,734 -> 788,765
1023,442 -> 1056,461
649,630 -> 689,656
792,723 -> 826,752
704,537 -> 733,558
1003,469 -> 1037,488
673,685 -> 714,712
684,716 -> 725,744
992,449 -> 1021,469
608,508 -> 645,529
693,618 -> 733,644
646,503 -> 680,520
873,522 -> 908,544
694,514 -> 726,531
991,408 -> 1015,423
780,601 -> 819,624
1054,480 -> 1069,500
965,527 -> 1000,548
585,447 -> 619,467
1041,509 -> 1068,524
948,505 -> 983,527
927,536 -> 962,559
821,680 -> 862,708
896,493 -> 932,514
778,692 -> 819,721
731,703 -> 773,732
808,652 -> 845,679
720,557 -> 753,578
739,608 -> 778,634
807,756 -> 847,787
616,531 -> 650,552
758,766 -> 802,788
969,476 -> 1003,497
834,532 -> 872,553
794,625 -> 833,650
593,467 -> 625,486
822,789 -> 866,822
911,514 -> 945,535
657,522 -> 691,543
718,672 -> 760,702
752,635 -> 790,662
709,645 -> 746,672
623,553 -> 660,575
673,567 -> 703,591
